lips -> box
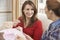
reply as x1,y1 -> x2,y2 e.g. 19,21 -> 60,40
26,13 -> 33,16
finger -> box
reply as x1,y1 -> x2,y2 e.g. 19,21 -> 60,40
16,26 -> 23,32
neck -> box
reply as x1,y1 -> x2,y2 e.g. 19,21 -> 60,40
24,17 -> 31,28
26,17 -> 31,21
51,13 -> 60,21
52,16 -> 60,21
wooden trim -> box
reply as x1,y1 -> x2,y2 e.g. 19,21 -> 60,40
16,0 -> 19,19
12,0 -> 13,21
12,0 -> 19,21
12,0 -> 17,21
15,0 -> 17,19
0,11 -> 12,13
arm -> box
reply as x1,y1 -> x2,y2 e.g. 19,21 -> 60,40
13,20 -> 20,27
24,33 -> 33,40
16,35 -> 27,40
13,20 -> 21,28
13,17 -> 23,28
33,21 -> 43,40
16,33 -> 33,40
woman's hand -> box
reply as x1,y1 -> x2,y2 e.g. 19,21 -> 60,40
16,35 -> 27,40
16,33 -> 27,40
16,34 -> 33,40
24,34 -> 33,40
16,26 -> 23,32
13,20 -> 20,27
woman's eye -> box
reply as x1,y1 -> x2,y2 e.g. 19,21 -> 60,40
31,9 -> 34,10
26,9 -> 34,11
26,9 -> 29,10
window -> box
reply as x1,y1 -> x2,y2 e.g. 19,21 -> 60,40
0,0 -> 12,24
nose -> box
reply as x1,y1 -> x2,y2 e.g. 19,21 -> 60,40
29,10 -> 32,13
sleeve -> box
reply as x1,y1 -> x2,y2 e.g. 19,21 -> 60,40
13,23 -> 22,28
13,17 -> 23,28
50,28 -> 60,40
42,23 -> 60,40
33,21 -> 43,40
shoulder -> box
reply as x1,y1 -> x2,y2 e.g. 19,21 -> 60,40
18,16 -> 23,22
35,20 -> 42,25
50,19 -> 60,28
18,16 -> 23,20
50,26 -> 60,40
33,20 -> 42,27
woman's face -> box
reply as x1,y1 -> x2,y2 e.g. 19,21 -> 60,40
23,4 -> 34,18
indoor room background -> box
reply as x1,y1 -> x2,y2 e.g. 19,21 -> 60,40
0,0 -> 53,31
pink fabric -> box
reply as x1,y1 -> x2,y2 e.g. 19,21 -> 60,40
0,28 -> 26,40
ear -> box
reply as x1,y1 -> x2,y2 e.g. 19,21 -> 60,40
49,10 -> 55,15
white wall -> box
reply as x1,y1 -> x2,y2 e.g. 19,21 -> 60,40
37,13 -> 53,32
37,0 -> 53,31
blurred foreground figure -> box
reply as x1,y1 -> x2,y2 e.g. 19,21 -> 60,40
42,0 -> 60,40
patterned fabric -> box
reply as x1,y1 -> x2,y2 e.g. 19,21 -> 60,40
41,19 -> 60,40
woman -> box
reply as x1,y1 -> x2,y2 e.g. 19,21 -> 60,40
13,0 -> 43,40
42,0 -> 60,40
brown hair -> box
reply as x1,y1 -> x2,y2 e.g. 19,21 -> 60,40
21,0 -> 38,27
46,0 -> 60,17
